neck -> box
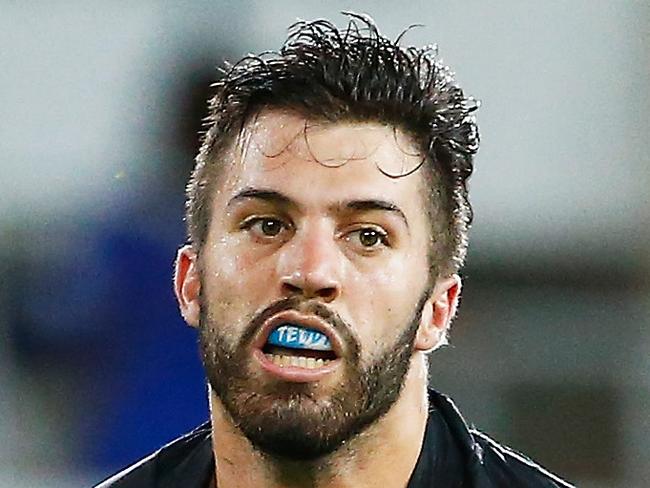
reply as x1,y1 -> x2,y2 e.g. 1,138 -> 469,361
208,353 -> 430,488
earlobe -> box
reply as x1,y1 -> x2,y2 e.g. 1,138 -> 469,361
174,245 -> 201,328
414,275 -> 462,352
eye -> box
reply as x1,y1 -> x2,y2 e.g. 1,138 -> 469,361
346,227 -> 390,250
240,217 -> 289,238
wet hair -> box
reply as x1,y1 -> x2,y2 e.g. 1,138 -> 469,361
186,12 -> 479,276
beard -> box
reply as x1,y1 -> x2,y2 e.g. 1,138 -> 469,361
198,289 -> 431,461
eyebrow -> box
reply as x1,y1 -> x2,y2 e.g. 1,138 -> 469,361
228,188 -> 292,207
342,200 -> 409,228
227,187 -> 409,228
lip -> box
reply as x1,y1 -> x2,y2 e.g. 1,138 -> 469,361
251,310 -> 345,382
253,349 -> 342,383
251,310 -> 345,358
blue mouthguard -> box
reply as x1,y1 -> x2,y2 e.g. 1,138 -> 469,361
266,324 -> 332,351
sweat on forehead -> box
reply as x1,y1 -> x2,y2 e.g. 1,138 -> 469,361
189,109 -> 455,279
232,110 -> 426,178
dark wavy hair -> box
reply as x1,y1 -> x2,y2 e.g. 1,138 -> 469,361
186,13 -> 479,276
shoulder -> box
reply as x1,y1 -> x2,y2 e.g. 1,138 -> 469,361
470,429 -> 575,487
428,389 -> 575,487
93,422 -> 212,488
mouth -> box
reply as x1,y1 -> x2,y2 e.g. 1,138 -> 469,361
252,311 -> 343,381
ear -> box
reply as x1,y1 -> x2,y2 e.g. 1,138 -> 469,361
414,274 -> 462,352
174,245 -> 201,328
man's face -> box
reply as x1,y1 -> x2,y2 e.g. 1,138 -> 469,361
189,111 -> 441,459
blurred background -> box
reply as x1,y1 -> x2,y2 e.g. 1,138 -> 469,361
1,1 -> 648,486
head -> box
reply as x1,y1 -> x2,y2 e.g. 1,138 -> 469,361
174,14 -> 479,461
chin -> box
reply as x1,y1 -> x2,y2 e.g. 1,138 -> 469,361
236,395 -> 355,460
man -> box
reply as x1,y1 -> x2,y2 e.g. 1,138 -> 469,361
96,14 -> 574,488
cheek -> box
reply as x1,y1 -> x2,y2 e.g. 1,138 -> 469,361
347,256 -> 424,348
201,243 -> 275,318
204,240 -> 264,286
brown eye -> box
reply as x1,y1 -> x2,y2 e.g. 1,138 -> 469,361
347,227 -> 389,250
260,218 -> 283,236
240,217 -> 288,239
358,229 -> 381,247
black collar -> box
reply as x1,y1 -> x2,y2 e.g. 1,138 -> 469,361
163,389 -> 478,488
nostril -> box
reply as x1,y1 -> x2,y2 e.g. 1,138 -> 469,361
316,287 -> 338,301
279,270 -> 341,301
282,282 -> 302,295
280,281 -> 339,301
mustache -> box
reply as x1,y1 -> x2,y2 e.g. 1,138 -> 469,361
240,296 -> 357,351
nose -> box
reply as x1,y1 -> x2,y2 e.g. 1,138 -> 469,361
277,222 -> 342,302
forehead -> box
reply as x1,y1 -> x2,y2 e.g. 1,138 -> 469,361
215,110 -> 429,207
